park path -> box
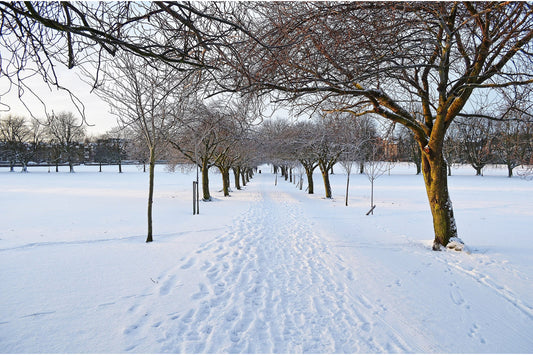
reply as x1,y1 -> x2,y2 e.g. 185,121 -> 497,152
121,173 -> 414,353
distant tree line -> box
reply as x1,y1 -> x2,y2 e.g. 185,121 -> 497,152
3,110 -> 531,180
398,117 -> 533,178
0,112 -> 125,172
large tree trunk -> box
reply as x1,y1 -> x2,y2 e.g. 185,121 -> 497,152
220,166 -> 231,197
282,166 -> 289,181
201,159 -> 211,201
240,170 -> 247,187
305,169 -> 314,194
473,164 -> 483,176
289,167 -> 293,183
233,167 -> 241,190
421,150 -> 459,250
319,165 -> 332,198
146,147 -> 155,243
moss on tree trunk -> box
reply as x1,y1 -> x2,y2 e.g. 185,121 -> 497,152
319,164 -> 332,198
421,149 -> 458,250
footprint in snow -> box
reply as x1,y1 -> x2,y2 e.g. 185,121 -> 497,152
191,283 -> 209,300
180,257 -> 196,269
159,275 -> 177,296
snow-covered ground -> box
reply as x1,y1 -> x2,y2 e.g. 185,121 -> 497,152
1,163 -> 532,353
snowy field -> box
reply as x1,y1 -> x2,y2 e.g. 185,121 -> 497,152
1,163 -> 532,353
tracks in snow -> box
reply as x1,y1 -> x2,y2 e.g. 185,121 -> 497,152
122,183 -> 412,353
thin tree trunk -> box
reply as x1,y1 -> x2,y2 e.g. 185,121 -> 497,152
370,178 -> 374,214
345,171 -> 350,206
507,164 -> 513,177
421,151 -> 459,250
146,147 -> 155,243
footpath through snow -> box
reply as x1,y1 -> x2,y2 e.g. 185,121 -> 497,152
122,179 -> 412,353
1,165 -> 532,353
118,172 -> 533,353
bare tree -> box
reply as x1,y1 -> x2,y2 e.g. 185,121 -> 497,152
45,111 -> 86,173
396,125 -> 422,175
313,115 -> 352,199
212,115 -> 241,197
290,120 -> 319,194
219,2 -> 533,250
492,86 -> 533,177
19,118 -> 44,172
337,114 -> 373,206
0,114 -> 30,171
258,118 -> 299,185
93,127 -> 129,173
94,54 -> 188,243
455,116 -> 496,176
364,139 -> 393,216
166,101 -> 233,201
493,120 -> 533,177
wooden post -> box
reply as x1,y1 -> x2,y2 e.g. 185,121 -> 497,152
193,181 -> 197,215
366,205 -> 376,216
196,180 -> 200,214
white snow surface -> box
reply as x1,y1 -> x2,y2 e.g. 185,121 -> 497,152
1,163 -> 532,353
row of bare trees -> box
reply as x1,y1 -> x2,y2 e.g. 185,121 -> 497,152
0,112 -> 86,172
396,117 -> 533,178
257,114 -> 380,197
2,2 -> 532,250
